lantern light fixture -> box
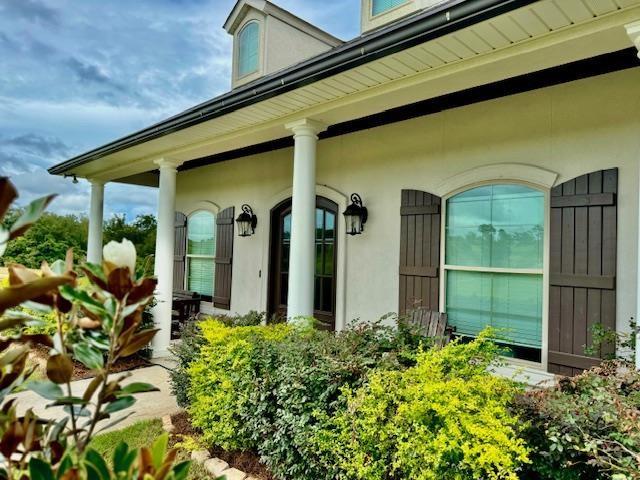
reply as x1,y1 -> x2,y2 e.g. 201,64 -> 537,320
343,193 -> 368,236
236,204 -> 258,237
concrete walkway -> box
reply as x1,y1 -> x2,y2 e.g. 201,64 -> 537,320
11,363 -> 180,434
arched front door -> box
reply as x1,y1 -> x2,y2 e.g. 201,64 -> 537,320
268,196 -> 338,330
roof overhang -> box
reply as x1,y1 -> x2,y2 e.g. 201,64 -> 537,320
49,0 -> 640,186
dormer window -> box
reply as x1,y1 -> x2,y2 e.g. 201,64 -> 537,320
238,21 -> 260,77
372,0 -> 409,16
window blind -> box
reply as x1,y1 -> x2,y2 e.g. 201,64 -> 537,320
238,22 -> 259,77
187,211 -> 216,297
445,184 -> 544,353
372,0 -> 409,16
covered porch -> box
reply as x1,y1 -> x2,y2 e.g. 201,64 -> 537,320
49,0 -> 640,369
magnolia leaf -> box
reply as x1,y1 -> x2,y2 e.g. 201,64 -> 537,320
119,382 -> 158,395
113,441 -> 137,474
0,345 -> 29,367
96,412 -> 136,435
49,259 -> 67,276
59,286 -> 107,317
151,433 -> 169,470
0,315 -> 27,332
46,354 -> 73,384
172,461 -> 191,480
119,329 -> 159,358
72,343 -> 104,370
84,449 -> 110,480
28,380 -> 64,401
29,457 -> 55,480
0,177 -> 18,220
63,405 -> 91,417
104,395 -> 135,414
78,317 -> 102,330
83,373 -> 105,402
0,276 -> 73,315
10,194 -> 57,239
47,396 -> 86,407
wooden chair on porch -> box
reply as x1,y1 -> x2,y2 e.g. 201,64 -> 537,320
403,308 -> 456,348
171,290 -> 201,338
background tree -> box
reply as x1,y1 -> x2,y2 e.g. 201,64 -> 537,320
1,211 -> 156,270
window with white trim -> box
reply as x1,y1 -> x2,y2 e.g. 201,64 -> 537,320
237,21 -> 260,77
186,211 -> 216,298
444,184 -> 544,362
372,0 -> 409,16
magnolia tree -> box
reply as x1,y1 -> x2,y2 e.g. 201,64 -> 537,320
0,178 -> 189,479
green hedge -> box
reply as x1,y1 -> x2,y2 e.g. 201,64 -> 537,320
174,316 -> 640,479
314,331 -> 530,480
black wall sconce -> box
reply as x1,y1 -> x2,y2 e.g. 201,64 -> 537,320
343,193 -> 368,235
236,204 -> 258,237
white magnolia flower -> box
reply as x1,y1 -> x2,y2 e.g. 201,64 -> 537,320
103,238 -> 137,274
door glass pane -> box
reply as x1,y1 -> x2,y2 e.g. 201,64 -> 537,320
316,209 -> 324,240
314,277 -> 321,311
281,244 -> 290,272
446,185 -> 544,269
188,257 -> 214,297
324,243 -> 334,275
325,212 -> 335,240
315,244 -> 323,275
188,211 -> 215,256
446,270 -> 542,348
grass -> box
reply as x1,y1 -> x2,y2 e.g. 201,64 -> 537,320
90,419 -> 211,479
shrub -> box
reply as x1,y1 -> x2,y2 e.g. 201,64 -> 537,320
516,361 -> 640,480
242,320 -> 413,480
187,320 -> 291,450
169,311 -> 267,408
314,332 -> 530,480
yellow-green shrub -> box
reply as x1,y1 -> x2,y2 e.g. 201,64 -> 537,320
315,332 -> 530,480
187,320 -> 291,450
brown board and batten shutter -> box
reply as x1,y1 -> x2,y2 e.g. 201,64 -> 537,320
213,206 -> 235,310
549,169 -> 617,376
399,190 -> 442,315
173,212 -> 187,290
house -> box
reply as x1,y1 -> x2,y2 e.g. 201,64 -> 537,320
49,0 -> 640,378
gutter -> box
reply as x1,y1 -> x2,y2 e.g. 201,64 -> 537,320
49,0 -> 540,175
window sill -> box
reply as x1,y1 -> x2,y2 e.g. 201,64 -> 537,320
490,360 -> 556,388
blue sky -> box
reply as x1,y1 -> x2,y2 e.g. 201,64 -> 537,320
0,0 -> 359,220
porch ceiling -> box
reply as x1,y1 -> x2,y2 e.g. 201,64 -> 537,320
57,0 -> 640,185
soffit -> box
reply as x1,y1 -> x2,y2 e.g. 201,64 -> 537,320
75,0 -> 640,183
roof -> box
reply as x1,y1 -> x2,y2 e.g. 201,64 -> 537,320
51,0 -> 544,176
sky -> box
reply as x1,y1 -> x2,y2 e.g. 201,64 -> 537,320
0,0 -> 360,220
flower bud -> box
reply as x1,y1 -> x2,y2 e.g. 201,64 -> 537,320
103,238 -> 136,274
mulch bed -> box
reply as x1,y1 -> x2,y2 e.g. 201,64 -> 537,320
31,344 -> 151,381
170,411 -> 274,480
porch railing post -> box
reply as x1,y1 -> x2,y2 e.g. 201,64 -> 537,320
152,158 -> 183,357
285,119 -> 327,321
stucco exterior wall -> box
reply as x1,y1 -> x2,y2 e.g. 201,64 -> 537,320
176,67 -> 640,338
265,16 -> 336,75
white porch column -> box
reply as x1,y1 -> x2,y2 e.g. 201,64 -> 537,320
285,119 -> 327,320
627,21 -> 640,369
151,158 -> 183,357
87,179 -> 105,265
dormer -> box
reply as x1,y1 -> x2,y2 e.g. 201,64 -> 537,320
361,0 -> 449,33
225,0 -> 343,89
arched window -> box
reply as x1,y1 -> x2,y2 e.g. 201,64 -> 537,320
444,184 -> 544,362
237,21 -> 260,77
372,0 -> 408,16
186,211 -> 216,298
